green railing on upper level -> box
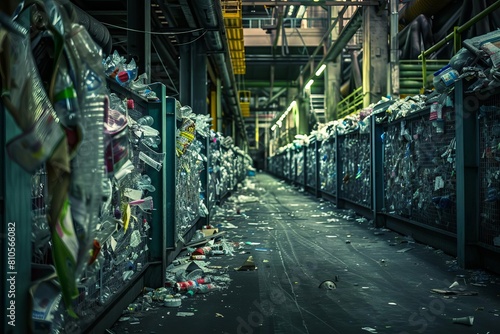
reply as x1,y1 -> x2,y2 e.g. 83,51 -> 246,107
332,0 -> 500,122
418,0 -> 500,87
400,59 -> 450,95
337,86 -> 363,119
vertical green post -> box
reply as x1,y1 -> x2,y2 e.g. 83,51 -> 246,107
455,80 -> 480,268
335,130 -> 341,207
315,139 -> 321,198
146,84 -> 172,287
421,52 -> 427,91
303,145 -> 308,187
1,109 -> 31,334
371,115 -> 385,227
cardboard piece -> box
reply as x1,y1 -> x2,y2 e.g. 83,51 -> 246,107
202,228 -> 219,237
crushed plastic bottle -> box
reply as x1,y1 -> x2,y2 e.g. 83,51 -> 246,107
197,284 -> 219,294
433,65 -> 459,93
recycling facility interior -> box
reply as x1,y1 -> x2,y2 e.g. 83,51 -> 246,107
1,0 -> 500,333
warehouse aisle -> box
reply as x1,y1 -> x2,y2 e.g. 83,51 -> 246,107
110,172 -> 500,334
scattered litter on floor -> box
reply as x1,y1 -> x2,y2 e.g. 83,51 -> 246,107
361,326 -> 378,333
235,256 -> 257,271
319,280 -> 337,290
397,247 -> 414,253
176,312 -> 195,317
388,302 -> 397,306
431,288 -> 478,296
452,315 -> 474,326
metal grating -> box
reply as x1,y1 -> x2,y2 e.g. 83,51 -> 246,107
383,109 -> 456,232
339,131 -> 371,207
222,0 -> 246,74
31,165 -> 50,264
478,100 -> 500,247
295,149 -> 304,186
306,143 -> 317,188
319,139 -> 337,196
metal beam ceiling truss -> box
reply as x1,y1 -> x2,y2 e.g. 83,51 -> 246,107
242,1 -> 379,6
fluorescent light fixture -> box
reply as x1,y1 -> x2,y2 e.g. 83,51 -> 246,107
304,79 -> 314,90
297,5 -> 306,18
289,100 -> 296,109
271,124 -> 277,131
315,64 -> 326,76
277,120 -> 283,128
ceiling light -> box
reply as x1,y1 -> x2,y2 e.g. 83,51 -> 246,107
289,100 -> 297,109
315,64 -> 326,76
277,120 -> 283,128
271,124 -> 277,131
297,6 -> 306,18
304,79 -> 314,90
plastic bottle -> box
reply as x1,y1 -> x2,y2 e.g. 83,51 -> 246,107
137,115 -> 154,126
174,280 -> 198,292
197,284 -> 218,294
433,65 -> 459,93
143,135 -> 161,148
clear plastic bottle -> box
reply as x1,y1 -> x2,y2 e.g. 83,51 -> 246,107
137,115 -> 154,126
433,65 -> 459,93
197,284 -> 218,294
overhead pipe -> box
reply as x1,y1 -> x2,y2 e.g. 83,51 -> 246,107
399,0 -> 456,30
194,0 -> 248,141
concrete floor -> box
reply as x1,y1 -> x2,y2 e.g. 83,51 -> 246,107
109,173 -> 500,334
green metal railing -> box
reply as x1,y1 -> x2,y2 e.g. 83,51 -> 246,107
333,0 -> 500,121
400,59 -> 450,94
337,86 -> 363,119
418,0 -> 500,87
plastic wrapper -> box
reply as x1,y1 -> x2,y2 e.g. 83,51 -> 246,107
103,50 -> 126,79
115,58 -> 138,86
195,114 -> 212,138
176,118 -> 196,156
0,15 -> 65,173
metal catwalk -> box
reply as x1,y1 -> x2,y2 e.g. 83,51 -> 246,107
109,173 -> 500,334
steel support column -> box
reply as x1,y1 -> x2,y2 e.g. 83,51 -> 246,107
217,78 -> 223,133
362,6 -> 388,106
389,0 -> 399,99
325,62 -> 341,121
179,39 -> 207,114
455,80 -> 480,268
